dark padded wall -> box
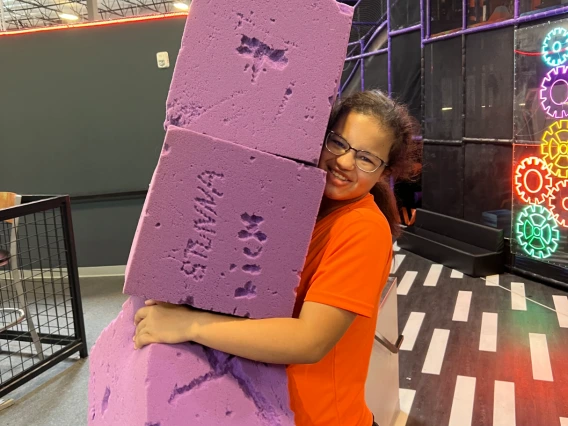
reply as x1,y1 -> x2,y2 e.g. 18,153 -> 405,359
71,198 -> 144,267
391,30 -> 421,119
465,27 -> 514,140
0,17 -> 186,196
424,37 -> 463,141
422,143 -> 464,218
390,0 -> 421,31
363,52 -> 388,93
463,143 -> 512,229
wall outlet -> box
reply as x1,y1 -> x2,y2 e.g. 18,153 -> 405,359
156,52 -> 170,69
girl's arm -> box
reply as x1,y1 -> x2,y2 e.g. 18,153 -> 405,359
133,301 -> 356,365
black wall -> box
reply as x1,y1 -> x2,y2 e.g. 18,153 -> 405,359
422,26 -> 514,233
0,17 -> 186,267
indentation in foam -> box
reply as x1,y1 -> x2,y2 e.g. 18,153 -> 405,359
164,0 -> 353,163
237,230 -> 267,241
243,246 -> 263,258
101,387 -> 111,414
242,264 -> 261,274
236,35 -> 289,83
274,83 -> 295,120
234,281 -> 257,299
124,128 -> 326,318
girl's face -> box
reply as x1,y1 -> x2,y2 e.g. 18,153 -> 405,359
318,111 -> 392,202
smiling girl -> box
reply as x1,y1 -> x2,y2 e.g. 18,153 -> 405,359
133,90 -> 419,426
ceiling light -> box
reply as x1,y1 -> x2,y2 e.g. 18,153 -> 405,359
173,2 -> 189,10
59,13 -> 79,21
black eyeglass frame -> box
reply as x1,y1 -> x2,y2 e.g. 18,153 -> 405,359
325,131 -> 388,173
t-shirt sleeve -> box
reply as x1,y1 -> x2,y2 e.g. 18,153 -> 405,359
304,211 -> 392,318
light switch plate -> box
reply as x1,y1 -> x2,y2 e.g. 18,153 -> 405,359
156,51 -> 170,69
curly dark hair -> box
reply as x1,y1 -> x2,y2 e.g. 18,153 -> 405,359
327,90 -> 422,238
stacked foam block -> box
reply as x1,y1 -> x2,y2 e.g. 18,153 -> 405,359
88,1 -> 353,424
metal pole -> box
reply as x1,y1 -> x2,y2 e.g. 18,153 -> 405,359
387,0 -> 391,96
0,0 -> 6,32
87,0 -> 100,21
360,39 -> 365,91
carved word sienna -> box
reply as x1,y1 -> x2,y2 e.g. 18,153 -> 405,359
179,171 -> 224,282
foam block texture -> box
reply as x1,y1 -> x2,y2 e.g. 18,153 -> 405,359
88,297 -> 294,426
123,127 -> 325,318
164,0 -> 353,164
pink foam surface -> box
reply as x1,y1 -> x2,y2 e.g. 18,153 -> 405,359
123,127 -> 325,318
88,297 -> 294,426
164,0 -> 353,164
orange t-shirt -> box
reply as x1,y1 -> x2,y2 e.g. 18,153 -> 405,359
287,194 -> 393,426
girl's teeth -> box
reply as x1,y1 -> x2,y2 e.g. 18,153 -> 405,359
331,170 -> 347,181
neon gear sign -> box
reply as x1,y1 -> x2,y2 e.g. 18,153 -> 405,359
515,27 -> 568,260
548,180 -> 568,228
542,27 -> 568,67
515,204 -> 560,259
541,120 -> 568,179
540,66 -> 568,119
514,157 -> 554,204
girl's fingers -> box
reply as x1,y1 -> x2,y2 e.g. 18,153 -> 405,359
145,299 -> 158,306
134,331 -> 156,349
134,307 -> 149,325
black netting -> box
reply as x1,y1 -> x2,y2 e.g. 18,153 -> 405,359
430,0 -> 463,36
340,61 -> 362,98
391,31 -> 421,120
421,143 -> 464,218
390,0 -> 421,31
363,52 -> 388,92
424,37 -> 463,141
467,2 -> 513,27
340,43 -> 361,88
347,0 -> 387,45
463,143 -> 512,235
465,27 -> 514,140
520,1 -> 565,15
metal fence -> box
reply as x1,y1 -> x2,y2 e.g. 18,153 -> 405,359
0,196 -> 87,398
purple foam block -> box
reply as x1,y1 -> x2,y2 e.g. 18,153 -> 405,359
164,0 -> 353,164
88,297 -> 294,426
123,127 -> 325,318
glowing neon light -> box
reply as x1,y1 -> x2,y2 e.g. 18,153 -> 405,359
541,120 -> 568,179
548,180 -> 568,227
514,157 -> 553,204
542,27 -> 568,67
515,204 -> 560,259
0,12 -> 188,37
540,66 -> 568,118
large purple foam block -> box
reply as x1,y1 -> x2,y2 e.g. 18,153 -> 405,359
123,127 -> 325,318
164,0 -> 353,164
88,297 -> 294,426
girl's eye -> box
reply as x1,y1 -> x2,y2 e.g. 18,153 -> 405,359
331,138 -> 348,149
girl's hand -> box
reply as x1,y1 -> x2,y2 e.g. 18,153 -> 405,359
133,300 -> 196,349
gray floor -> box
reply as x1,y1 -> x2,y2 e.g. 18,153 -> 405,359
1,277 -> 127,426
2,256 -> 568,425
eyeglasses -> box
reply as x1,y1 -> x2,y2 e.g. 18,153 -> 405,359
325,131 -> 388,173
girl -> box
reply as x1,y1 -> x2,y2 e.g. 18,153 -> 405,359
133,90 -> 419,426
